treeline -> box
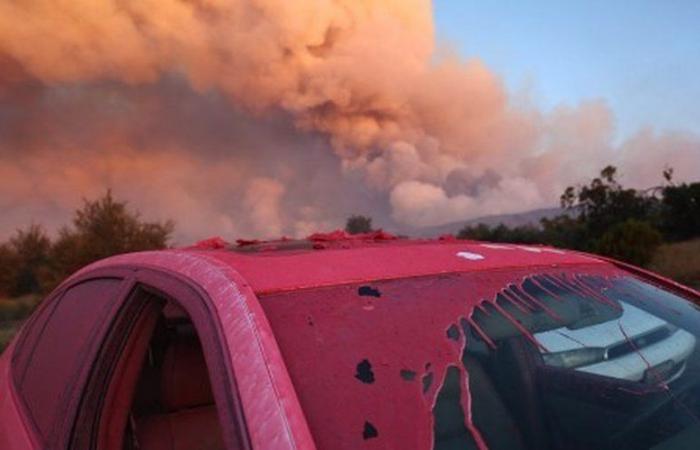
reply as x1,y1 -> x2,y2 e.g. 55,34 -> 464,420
458,166 -> 700,266
4,166 -> 698,297
0,191 -> 173,298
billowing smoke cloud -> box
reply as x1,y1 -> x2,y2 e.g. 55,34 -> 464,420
1,0 -> 699,242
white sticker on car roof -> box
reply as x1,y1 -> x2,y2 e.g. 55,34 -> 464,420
456,251 -> 485,261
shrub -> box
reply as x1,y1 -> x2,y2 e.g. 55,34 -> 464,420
43,190 -> 173,291
0,244 -> 18,297
595,219 -> 662,267
0,295 -> 42,321
660,182 -> 700,241
345,215 -> 373,235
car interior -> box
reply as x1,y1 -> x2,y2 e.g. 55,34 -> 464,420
432,276 -> 700,450
127,313 -> 225,450
96,294 -> 228,450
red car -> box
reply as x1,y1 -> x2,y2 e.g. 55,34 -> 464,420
2,232 -> 700,450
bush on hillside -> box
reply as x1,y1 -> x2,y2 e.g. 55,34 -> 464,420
594,219 -> 662,266
345,215 -> 373,235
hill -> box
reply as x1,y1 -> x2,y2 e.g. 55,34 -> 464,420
399,207 -> 566,237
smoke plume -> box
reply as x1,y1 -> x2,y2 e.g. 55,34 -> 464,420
1,0 -> 699,242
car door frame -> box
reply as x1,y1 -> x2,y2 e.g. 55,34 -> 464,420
67,264 -> 251,450
64,250 -> 317,450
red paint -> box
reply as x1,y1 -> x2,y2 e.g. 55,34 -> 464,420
258,264 -> 624,450
490,301 -> 549,352
465,316 -> 497,349
206,239 -> 603,295
499,290 -> 531,314
458,364 -> 488,450
509,284 -> 564,321
3,236 -> 698,450
191,236 -> 230,250
306,229 -> 398,243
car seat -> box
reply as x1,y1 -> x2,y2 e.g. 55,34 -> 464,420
490,337 -> 549,450
434,355 -> 526,450
135,333 -> 225,450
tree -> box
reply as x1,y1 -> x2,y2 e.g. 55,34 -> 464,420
457,223 -> 494,241
660,182 -> 700,241
457,223 -> 545,244
45,191 -> 174,290
6,224 -> 51,296
595,219 -> 662,267
561,165 -> 658,242
0,243 -> 18,296
539,214 -> 586,250
345,215 -> 373,234
455,165 -> 698,267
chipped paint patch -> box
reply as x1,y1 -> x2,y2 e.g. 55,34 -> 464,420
422,372 -> 434,394
363,421 -> 379,439
446,323 -> 460,341
457,251 -> 485,261
358,285 -> 382,297
400,369 -> 417,381
355,359 -> 375,384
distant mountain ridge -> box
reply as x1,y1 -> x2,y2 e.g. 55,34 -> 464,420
399,207 -> 566,238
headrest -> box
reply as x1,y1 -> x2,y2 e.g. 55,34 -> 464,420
160,334 -> 215,411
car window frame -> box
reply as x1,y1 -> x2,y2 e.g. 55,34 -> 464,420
69,284 -> 164,450
9,267 -> 134,448
67,265 -> 252,450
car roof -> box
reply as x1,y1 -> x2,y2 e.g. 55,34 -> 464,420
184,231 -> 608,295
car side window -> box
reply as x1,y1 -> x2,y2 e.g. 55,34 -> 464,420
70,283 -> 237,450
14,278 -> 124,442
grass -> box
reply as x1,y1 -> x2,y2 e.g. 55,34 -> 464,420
0,295 -> 41,352
649,239 -> 700,290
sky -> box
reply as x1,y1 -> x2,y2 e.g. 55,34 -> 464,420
1,0 -> 699,243
434,0 -> 700,142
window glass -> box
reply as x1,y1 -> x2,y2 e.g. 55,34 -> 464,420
18,278 -> 122,440
260,267 -> 700,450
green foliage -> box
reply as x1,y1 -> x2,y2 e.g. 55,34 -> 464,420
0,295 -> 42,352
0,295 -> 41,321
660,182 -> 700,241
10,224 -> 51,296
457,165 -> 700,268
345,215 -> 373,234
0,225 -> 51,297
44,190 -> 174,291
594,219 -> 662,266
0,322 -> 20,353
457,223 -> 544,244
0,192 -> 174,349
0,244 -> 17,297
539,215 -> 587,249
0,191 -> 174,297
561,165 -> 658,241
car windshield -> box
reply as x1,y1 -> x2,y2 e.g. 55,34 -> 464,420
261,265 -> 700,450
